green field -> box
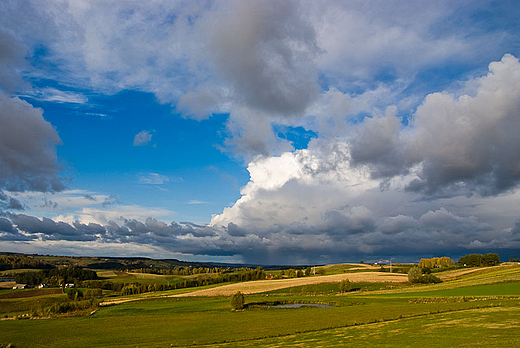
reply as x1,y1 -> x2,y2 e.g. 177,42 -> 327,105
0,264 -> 519,347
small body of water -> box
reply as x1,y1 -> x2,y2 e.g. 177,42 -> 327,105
271,303 -> 333,308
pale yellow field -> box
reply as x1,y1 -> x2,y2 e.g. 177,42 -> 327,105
171,272 -> 407,297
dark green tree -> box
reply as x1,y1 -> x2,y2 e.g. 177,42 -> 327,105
230,291 -> 245,310
339,279 -> 352,292
482,253 -> 500,266
407,267 -> 422,283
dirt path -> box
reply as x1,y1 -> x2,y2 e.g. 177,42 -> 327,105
170,272 -> 407,297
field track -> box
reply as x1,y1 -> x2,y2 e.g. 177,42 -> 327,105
171,272 -> 407,297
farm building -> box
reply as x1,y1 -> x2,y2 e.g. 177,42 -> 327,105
12,284 -> 28,289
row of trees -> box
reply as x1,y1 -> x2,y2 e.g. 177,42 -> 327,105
0,255 -> 53,271
14,266 -> 98,286
280,267 -> 316,278
80,267 -> 268,295
457,253 -> 500,267
418,257 -> 454,269
130,266 -> 257,276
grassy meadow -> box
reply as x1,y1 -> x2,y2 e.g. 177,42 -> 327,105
0,264 -> 519,347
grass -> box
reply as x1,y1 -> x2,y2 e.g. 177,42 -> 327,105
209,305 -> 520,347
0,264 -> 519,347
0,293 -> 68,317
1,295 -> 513,347
264,282 -> 400,295
377,281 -> 520,298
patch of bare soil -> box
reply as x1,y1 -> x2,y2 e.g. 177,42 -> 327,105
0,288 -> 63,299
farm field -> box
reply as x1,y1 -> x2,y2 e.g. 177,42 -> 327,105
0,264 -> 519,347
171,271 -> 407,297
97,270 -> 185,286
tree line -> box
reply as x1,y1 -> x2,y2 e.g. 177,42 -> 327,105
13,266 -> 98,286
0,255 -> 53,271
457,253 -> 500,267
129,266 -> 255,276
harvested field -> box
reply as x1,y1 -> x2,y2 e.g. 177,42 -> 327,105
438,267 -> 495,280
114,271 -> 131,277
0,288 -> 63,299
172,272 -> 407,297
438,265 -> 519,281
0,281 -> 15,289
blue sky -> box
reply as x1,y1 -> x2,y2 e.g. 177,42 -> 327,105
21,88 -> 249,223
1,1 -> 520,264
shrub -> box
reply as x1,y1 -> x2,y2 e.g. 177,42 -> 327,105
84,288 -> 102,299
230,291 -> 245,310
419,274 -> 442,284
339,279 -> 352,292
408,267 -> 442,284
407,267 -> 422,283
67,288 -> 83,300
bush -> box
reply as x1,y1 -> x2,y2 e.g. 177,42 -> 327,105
339,279 -> 352,292
67,288 -> 83,300
408,267 -> 422,283
84,288 -> 102,299
230,291 -> 245,310
419,274 -> 442,284
408,267 -> 442,284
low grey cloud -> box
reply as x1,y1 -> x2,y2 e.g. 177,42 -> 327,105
1,205 -> 516,264
84,194 -> 97,201
7,197 -> 24,210
0,92 -> 64,192
102,195 -> 118,208
8,213 -> 95,241
0,217 -> 15,234
41,199 -> 58,209
0,192 -> 25,210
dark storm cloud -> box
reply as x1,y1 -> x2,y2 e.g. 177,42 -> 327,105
0,217 -> 15,233
8,213 -> 95,241
1,206 -> 517,264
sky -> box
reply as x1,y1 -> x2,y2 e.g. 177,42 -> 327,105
1,0 -> 520,265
